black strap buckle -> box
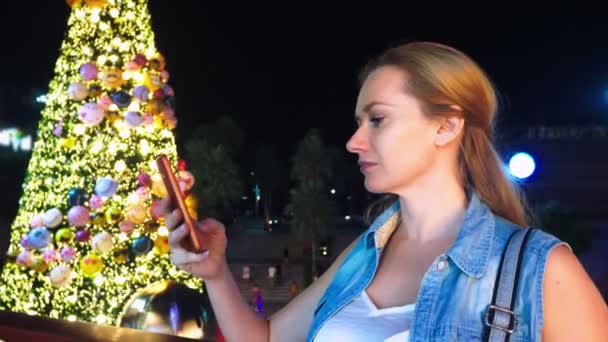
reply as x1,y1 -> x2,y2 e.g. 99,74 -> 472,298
485,304 -> 518,334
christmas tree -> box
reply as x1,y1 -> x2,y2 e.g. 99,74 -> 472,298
0,0 -> 202,325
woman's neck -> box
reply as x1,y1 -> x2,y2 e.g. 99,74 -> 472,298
395,178 -> 468,243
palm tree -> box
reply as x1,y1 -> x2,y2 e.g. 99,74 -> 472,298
287,129 -> 336,281
185,139 -> 243,223
251,144 -> 286,225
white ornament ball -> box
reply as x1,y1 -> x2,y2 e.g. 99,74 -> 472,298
50,264 -> 72,288
92,231 -> 114,254
42,208 -> 63,228
67,82 -> 88,101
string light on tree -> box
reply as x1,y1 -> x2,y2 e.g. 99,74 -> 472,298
0,0 -> 203,325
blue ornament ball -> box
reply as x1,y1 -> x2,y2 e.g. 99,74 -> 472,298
132,236 -> 153,255
68,188 -> 87,208
112,91 -> 132,108
28,227 -> 52,250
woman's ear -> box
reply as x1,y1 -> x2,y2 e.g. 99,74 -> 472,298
434,115 -> 465,146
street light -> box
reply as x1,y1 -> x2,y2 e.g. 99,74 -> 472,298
508,152 -> 536,180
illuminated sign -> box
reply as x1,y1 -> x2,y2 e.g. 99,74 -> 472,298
0,128 -> 32,152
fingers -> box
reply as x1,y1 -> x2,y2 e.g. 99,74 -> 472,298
171,247 -> 209,266
198,218 -> 225,233
165,209 -> 183,231
168,224 -> 188,246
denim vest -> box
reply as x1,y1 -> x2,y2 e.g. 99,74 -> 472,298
307,194 -> 567,341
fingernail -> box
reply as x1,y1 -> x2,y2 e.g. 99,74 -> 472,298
201,250 -> 210,259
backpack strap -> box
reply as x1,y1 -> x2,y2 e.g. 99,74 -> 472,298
485,227 -> 536,342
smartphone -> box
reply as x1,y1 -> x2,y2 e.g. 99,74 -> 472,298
156,154 -> 202,252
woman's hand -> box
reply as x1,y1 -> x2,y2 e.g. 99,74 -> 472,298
166,209 -> 228,280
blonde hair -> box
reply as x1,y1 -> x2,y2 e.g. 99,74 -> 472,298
361,42 -> 529,227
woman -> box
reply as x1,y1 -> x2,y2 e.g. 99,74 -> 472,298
167,42 -> 608,341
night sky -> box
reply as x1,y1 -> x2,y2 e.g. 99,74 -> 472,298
1,2 -> 607,158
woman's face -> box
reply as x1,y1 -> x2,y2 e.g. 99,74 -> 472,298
346,66 -> 442,194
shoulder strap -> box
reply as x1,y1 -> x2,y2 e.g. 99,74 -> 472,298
485,227 -> 536,342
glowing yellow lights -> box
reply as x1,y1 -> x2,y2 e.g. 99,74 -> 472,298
127,101 -> 140,112
93,275 -> 105,287
82,46 -> 93,56
145,47 -> 156,59
73,124 -> 86,135
160,129 -> 173,138
139,139 -> 150,155
95,315 -> 108,325
108,141 -> 118,153
96,55 -> 107,65
148,160 -> 157,171
122,70 -> 132,80
119,129 -> 131,139
131,71 -> 144,83
91,140 -> 104,154
0,0 -> 204,325
157,226 -> 169,236
109,8 -> 120,18
114,160 -> 127,172
120,42 -> 131,52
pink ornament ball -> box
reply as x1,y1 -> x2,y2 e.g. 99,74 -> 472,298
17,250 -> 34,267
60,246 -> 77,262
119,220 -> 135,234
80,62 -> 99,81
43,249 -> 58,263
67,205 -> 90,227
138,172 -> 152,187
79,102 -> 105,126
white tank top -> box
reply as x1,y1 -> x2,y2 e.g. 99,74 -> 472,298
313,290 -> 415,341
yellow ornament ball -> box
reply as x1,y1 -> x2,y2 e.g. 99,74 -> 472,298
185,194 -> 199,220
31,257 -> 49,273
126,203 -> 147,224
150,174 -> 168,198
143,71 -> 163,91
100,67 -> 125,89
148,52 -> 166,71
60,137 -> 77,149
80,254 -> 103,276
105,207 -> 122,223
85,0 -> 106,9
154,235 -> 170,255
66,0 -> 83,8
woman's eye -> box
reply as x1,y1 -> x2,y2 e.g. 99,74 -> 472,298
370,117 -> 384,127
